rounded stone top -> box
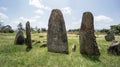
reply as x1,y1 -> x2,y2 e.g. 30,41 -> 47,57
83,12 -> 93,18
26,21 -> 30,24
52,9 -> 61,12
49,9 -> 65,25
80,11 -> 94,31
50,9 -> 63,17
83,11 -> 92,14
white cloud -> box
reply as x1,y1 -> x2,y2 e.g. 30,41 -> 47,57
0,7 -> 7,11
95,15 -> 113,22
29,0 -> 51,16
29,0 -> 42,8
61,7 -> 72,15
0,12 -> 9,22
19,15 -> 41,22
0,13 -> 8,19
33,15 -> 41,19
12,15 -> 42,29
19,17 -> 30,22
29,0 -> 50,10
20,16 -> 46,28
94,15 -> 114,29
34,9 -> 44,14
68,19 -> 81,30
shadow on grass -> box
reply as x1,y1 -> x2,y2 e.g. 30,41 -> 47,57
81,54 -> 101,62
47,50 -> 69,55
26,47 -> 32,52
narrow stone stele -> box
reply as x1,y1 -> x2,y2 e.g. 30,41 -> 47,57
26,21 -> 32,51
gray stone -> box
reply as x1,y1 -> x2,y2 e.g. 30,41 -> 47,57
47,9 -> 69,54
14,30 -> 24,45
26,21 -> 32,51
36,41 -> 41,43
107,41 -> 120,55
40,43 -> 47,48
72,44 -> 76,52
80,12 -> 100,55
105,32 -> 115,41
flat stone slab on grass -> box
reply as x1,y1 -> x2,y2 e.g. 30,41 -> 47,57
107,41 -> 120,55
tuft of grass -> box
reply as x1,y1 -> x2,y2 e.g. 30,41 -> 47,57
0,32 -> 120,67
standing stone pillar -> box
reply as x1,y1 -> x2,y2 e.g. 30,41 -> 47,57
80,12 -> 100,55
14,30 -> 25,45
47,9 -> 69,54
26,21 -> 32,51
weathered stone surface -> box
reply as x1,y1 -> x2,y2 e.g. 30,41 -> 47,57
80,12 -> 100,55
105,32 -> 115,41
26,21 -> 32,51
107,41 -> 120,55
14,30 -> 24,45
47,9 -> 69,54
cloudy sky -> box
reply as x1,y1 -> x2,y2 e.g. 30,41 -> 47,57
0,0 -> 120,30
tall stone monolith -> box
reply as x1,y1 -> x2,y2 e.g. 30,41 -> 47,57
47,9 -> 69,54
80,12 -> 100,55
26,21 -> 32,51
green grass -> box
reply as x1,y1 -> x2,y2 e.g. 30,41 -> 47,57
0,32 -> 120,67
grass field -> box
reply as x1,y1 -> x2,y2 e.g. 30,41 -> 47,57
0,32 -> 120,67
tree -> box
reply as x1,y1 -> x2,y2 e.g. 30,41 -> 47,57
110,24 -> 120,35
17,22 -> 23,30
68,29 -> 79,32
41,28 -> 47,32
99,29 -> 110,33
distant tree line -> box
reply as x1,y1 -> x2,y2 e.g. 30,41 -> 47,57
68,28 -> 79,35
0,22 -> 48,33
1,21 -> 119,35
17,22 -> 47,33
110,24 -> 120,35
97,24 -> 120,35
68,29 -> 79,32
97,29 -> 109,33
67,24 -> 120,35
